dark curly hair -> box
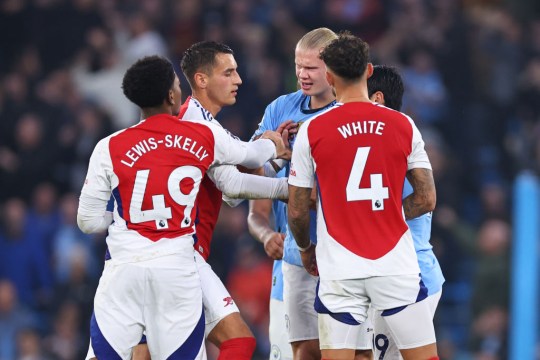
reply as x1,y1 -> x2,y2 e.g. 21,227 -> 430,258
319,32 -> 370,82
122,55 -> 175,108
180,41 -> 234,88
367,65 -> 405,111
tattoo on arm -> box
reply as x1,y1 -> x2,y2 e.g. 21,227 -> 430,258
403,168 -> 436,220
288,186 -> 312,249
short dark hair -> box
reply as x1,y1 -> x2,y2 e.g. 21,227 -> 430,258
368,65 -> 404,111
180,41 -> 234,88
319,32 -> 369,82
122,56 -> 175,108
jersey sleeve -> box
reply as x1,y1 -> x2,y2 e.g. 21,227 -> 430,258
206,120 -> 277,168
406,117 -> 432,171
77,137 -> 115,233
288,120 -> 314,188
207,164 -> 289,200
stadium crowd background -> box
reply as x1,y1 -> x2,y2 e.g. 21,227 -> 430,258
0,0 -> 538,359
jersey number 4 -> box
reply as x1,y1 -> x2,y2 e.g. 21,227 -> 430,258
129,167 -> 202,230
346,147 -> 389,211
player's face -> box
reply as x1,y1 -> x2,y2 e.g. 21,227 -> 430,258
295,48 -> 331,97
206,53 -> 242,108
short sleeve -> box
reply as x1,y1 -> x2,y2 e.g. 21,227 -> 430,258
251,99 -> 279,140
406,117 -> 432,171
288,120 -> 315,188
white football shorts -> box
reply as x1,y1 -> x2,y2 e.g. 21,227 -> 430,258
371,290 -> 441,359
90,253 -> 206,359
269,299 -> 293,360
282,261 -> 319,342
317,274 -> 431,350
195,251 -> 239,337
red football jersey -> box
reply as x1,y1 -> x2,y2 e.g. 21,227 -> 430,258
289,102 -> 431,279
179,96 -> 222,260
80,113 -> 258,263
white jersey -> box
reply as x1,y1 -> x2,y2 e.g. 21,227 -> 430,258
289,102 -> 431,280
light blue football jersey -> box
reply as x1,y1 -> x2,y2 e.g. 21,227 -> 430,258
403,179 -> 445,295
253,90 -> 336,269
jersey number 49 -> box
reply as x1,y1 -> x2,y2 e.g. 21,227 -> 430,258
129,167 -> 202,230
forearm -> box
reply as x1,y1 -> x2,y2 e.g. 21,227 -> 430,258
224,175 -> 288,200
403,168 -> 436,220
287,186 -> 312,249
240,139 -> 276,169
247,209 -> 275,245
211,165 -> 288,201
77,192 -> 113,234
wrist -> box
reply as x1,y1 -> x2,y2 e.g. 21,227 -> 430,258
297,241 -> 312,252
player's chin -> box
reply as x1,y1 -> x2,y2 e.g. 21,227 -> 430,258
300,86 -> 314,96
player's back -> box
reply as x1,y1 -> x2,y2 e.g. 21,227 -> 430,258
299,102 -> 426,279
105,114 -> 216,263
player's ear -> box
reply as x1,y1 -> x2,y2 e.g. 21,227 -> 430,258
370,91 -> 385,105
167,89 -> 175,105
366,63 -> 374,78
194,72 -> 208,89
325,71 -> 334,87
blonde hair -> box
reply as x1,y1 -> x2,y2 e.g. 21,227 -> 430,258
296,27 -> 338,52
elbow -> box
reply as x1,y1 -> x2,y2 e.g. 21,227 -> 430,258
221,189 -> 240,199
425,191 -> 436,213
77,216 -> 93,234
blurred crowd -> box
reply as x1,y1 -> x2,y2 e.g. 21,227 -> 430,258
0,0 -> 539,359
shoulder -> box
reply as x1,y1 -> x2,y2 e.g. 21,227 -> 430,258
180,96 -> 221,125
266,90 -> 305,110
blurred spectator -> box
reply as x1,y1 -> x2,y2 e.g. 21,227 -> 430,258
0,113 -> 58,202
0,198 -> 53,310
17,328 -> 48,360
401,46 -> 448,126
470,219 -> 510,318
0,280 -> 39,360
27,183 -> 61,259
52,193 -> 99,283
43,301 -> 85,360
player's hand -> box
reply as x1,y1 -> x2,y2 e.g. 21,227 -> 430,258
263,232 -> 285,260
261,130 -> 291,160
276,120 -> 299,139
300,244 -> 318,276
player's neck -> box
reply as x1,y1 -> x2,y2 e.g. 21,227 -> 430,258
141,106 -> 172,119
191,93 -> 221,117
310,90 -> 335,109
335,83 -> 370,104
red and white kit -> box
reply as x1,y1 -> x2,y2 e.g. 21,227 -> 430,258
79,113 -> 276,359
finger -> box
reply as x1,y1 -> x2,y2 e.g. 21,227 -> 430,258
286,123 -> 299,134
282,129 -> 289,148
